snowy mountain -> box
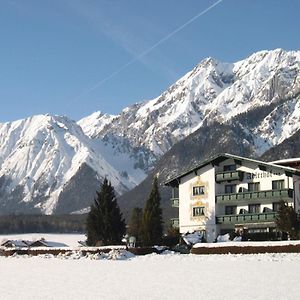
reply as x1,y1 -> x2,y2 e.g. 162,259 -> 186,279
79,49 -> 300,168
0,48 -> 299,215
0,115 -> 146,214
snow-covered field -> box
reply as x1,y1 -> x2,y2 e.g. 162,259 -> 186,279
0,233 -> 86,247
1,251 -> 300,299
1,234 -> 300,299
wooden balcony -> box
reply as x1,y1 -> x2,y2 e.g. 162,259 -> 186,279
216,188 -> 293,204
215,170 -> 244,182
216,212 -> 277,224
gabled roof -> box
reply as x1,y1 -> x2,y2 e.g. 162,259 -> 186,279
1,240 -> 31,248
29,239 -> 68,247
164,153 -> 300,187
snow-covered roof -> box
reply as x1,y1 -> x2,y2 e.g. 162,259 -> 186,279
165,153 -> 300,187
271,158 -> 300,164
1,240 -> 31,248
29,240 -> 68,247
1,239 -> 69,248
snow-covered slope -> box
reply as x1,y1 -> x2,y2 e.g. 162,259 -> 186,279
253,97 -> 300,154
77,111 -> 116,138
1,49 -> 299,215
79,49 -> 300,166
0,115 -> 146,214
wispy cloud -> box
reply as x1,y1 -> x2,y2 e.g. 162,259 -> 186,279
63,0 -> 180,78
65,0 -> 223,103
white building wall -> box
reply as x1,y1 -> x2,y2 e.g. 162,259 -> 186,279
216,159 -> 290,194
176,156 -> 299,240
216,159 -> 294,216
178,164 -> 216,242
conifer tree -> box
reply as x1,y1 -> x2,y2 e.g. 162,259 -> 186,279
141,176 -> 163,246
275,200 -> 299,240
128,207 -> 143,243
86,178 -> 126,246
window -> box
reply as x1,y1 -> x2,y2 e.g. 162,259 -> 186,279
272,202 -> 281,212
225,205 -> 237,215
272,180 -> 284,190
248,228 -> 268,234
248,182 -> 260,192
171,188 -> 179,199
248,204 -> 260,213
225,184 -> 236,194
193,186 -> 205,196
193,206 -> 205,216
263,207 -> 272,213
223,164 -> 236,172
239,208 -> 247,214
238,187 -> 247,193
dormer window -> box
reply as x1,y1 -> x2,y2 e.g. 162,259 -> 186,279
223,164 -> 236,172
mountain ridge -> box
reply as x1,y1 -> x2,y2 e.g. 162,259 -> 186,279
0,48 -> 299,215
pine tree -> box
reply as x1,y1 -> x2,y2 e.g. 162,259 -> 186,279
141,176 -> 163,246
128,207 -> 143,243
275,200 -> 299,240
86,178 -> 126,246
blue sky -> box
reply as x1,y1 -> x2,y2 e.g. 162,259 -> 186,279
0,0 -> 299,122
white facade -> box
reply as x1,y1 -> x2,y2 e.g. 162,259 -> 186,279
167,154 -> 300,243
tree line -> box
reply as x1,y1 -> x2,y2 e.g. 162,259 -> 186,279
86,177 -> 166,246
86,180 -> 300,246
0,214 -> 86,234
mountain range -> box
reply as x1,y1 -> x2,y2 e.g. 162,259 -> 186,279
0,48 -> 299,216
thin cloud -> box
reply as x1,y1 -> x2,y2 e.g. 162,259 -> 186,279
67,0 -> 223,103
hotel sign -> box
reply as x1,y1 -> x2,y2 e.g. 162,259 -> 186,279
246,170 -> 281,180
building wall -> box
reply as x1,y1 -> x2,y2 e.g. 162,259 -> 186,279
215,159 -> 294,216
293,175 -> 300,212
178,164 -> 216,242
177,157 -> 299,241
216,159 -> 291,193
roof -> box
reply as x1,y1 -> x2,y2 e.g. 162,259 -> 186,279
30,240 -> 68,247
271,158 -> 300,164
164,153 -> 300,187
1,240 -> 31,248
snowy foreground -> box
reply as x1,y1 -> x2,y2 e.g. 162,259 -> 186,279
1,252 -> 300,300
1,234 -> 300,299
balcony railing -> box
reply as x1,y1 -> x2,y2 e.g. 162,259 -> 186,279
216,212 -> 277,224
171,218 -> 179,228
216,188 -> 293,203
215,170 -> 244,182
171,198 -> 179,208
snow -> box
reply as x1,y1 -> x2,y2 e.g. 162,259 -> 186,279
182,231 -> 203,245
1,49 -> 300,214
0,233 -> 86,248
193,240 -> 300,248
1,234 -> 300,298
272,158 -> 300,164
216,233 -> 231,243
80,49 -> 300,161
0,114 -> 145,214
77,111 -> 116,138
253,98 -> 300,155
1,252 -> 300,299
1,235 -> 300,298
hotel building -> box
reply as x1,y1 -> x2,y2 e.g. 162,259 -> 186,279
165,153 -> 300,242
